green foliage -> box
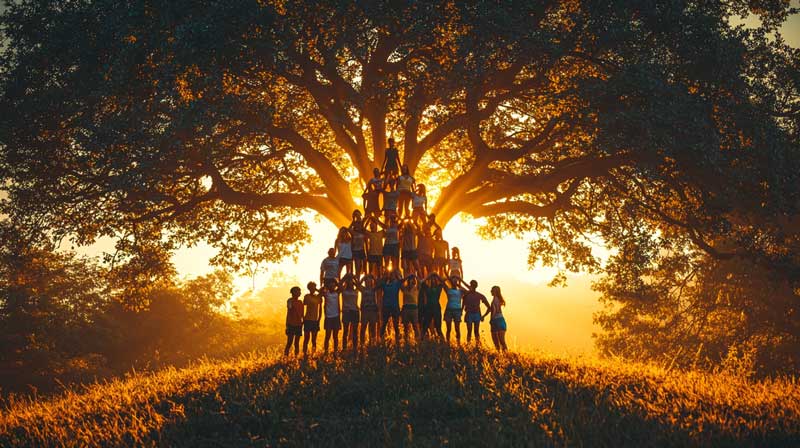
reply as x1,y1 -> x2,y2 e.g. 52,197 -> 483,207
2,344 -> 798,447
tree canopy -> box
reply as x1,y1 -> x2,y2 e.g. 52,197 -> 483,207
2,1 -> 799,371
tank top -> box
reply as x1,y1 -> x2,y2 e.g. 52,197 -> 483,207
412,193 -> 426,208
324,291 -> 339,318
342,289 -> 359,311
490,296 -> 504,320
338,240 -> 352,259
448,259 -> 462,276
397,175 -> 413,192
352,231 -> 365,251
361,287 -> 378,311
402,287 -> 419,307
385,226 -> 399,245
445,288 -> 462,310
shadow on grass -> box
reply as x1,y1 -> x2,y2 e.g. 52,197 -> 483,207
150,344 -> 792,447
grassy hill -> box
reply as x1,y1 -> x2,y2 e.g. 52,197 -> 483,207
1,343 -> 798,447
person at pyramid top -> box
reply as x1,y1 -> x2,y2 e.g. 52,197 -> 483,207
382,138 -> 402,180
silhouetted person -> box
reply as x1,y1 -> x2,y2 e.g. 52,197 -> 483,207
340,274 -> 360,351
412,183 -> 428,224
396,165 -> 415,219
335,227 -> 353,277
432,230 -> 449,277
379,270 -> 403,343
400,220 -> 420,275
365,216 -> 384,276
382,138 -> 401,179
357,274 -> 380,347
322,279 -> 341,355
320,248 -> 339,286
400,274 -> 421,343
444,275 -> 466,343
448,247 -> 463,279
350,216 -> 367,277
463,279 -> 490,346
302,282 -> 323,354
284,286 -> 304,356
486,286 -> 508,352
420,272 -> 445,340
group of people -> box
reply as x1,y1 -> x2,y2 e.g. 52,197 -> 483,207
283,138 -> 509,356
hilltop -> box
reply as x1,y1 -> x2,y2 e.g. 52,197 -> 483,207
1,343 -> 798,447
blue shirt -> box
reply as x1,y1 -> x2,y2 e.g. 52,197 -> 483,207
380,279 -> 402,309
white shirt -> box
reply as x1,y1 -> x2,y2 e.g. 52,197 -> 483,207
321,257 -> 339,279
324,291 -> 340,317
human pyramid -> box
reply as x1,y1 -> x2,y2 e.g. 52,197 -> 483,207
283,138 -> 508,356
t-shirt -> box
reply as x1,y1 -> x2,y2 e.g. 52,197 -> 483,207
463,291 -> 487,314
402,286 -> 419,307
421,283 -> 442,309
361,287 -> 378,311
286,298 -> 304,326
380,279 -> 402,309
321,257 -> 339,279
363,189 -> 380,212
323,291 -> 340,318
445,288 -> 463,310
385,226 -> 399,245
342,288 -> 359,311
418,234 -> 432,256
338,241 -> 353,259
367,231 -> 385,255
352,231 -> 366,251
303,293 -> 322,321
383,190 -> 399,210
397,175 -> 414,192
434,240 -> 449,259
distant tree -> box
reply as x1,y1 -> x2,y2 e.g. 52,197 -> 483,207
2,1 -> 799,371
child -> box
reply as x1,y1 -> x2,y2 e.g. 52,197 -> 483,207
340,274 -> 360,351
322,278 -> 342,355
381,178 -> 399,220
400,274 -> 421,343
350,217 -> 367,277
485,286 -> 508,351
357,274 -> 380,347
448,247 -> 463,279
335,227 -> 353,277
302,281 -> 323,355
396,165 -> 415,219
365,217 -> 385,277
412,184 -> 428,224
320,248 -> 339,286
443,276 -> 466,343
400,221 -> 420,275
284,286 -> 304,356
432,230 -> 449,276
462,279 -> 490,345
378,270 -> 403,343
382,138 -> 401,179
420,272 -> 445,340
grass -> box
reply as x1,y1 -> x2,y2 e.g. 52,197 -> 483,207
1,342 -> 798,447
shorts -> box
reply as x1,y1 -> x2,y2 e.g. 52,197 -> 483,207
402,306 -> 419,324
418,253 -> 432,265
324,316 -> 341,330
342,310 -> 360,324
339,257 -> 352,264
286,325 -> 302,336
444,308 -> 462,323
368,254 -> 382,263
353,250 -> 366,260
422,307 -> 442,329
490,317 -> 507,332
434,257 -> 447,266
303,320 -> 320,333
361,309 -> 379,323
383,307 -> 400,322
402,250 -> 418,260
399,190 -> 412,201
465,312 -> 482,324
383,243 -> 399,257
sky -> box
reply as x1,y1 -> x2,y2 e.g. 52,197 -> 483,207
40,4 -> 800,356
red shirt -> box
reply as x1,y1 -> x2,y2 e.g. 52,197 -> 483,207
286,298 -> 304,326
462,291 -> 487,314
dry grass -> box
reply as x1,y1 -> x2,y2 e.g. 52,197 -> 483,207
1,343 -> 798,447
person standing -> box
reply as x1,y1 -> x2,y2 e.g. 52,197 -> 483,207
340,274 -> 360,351
381,216 -> 401,273
420,272 -> 445,340
382,178 -> 399,220
357,274 -> 380,347
379,270 -> 403,343
432,230 -> 449,276
417,227 -> 433,277
400,221 -> 420,275
411,184 -> 428,225
284,286 -> 304,356
335,227 -> 353,277
302,281 -> 323,355
363,179 -> 382,219
443,276 -> 465,343
365,217 -> 385,277
322,279 -> 342,355
448,247 -> 464,279
396,165 -> 415,219
382,138 -> 402,179
350,218 -> 368,277
463,279 -> 491,346
320,248 -> 339,286
400,274 -> 421,343
484,286 -> 508,352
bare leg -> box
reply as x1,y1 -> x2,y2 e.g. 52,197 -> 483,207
454,322 -> 461,343
293,335 -> 300,355
491,332 -> 500,350
342,321 -> 350,350
303,331 -> 310,355
311,331 -> 318,352
474,322 -> 481,346
446,320 -> 452,342
324,330 -> 331,353
499,331 -> 508,351
284,335 -> 293,356
332,329 -> 339,354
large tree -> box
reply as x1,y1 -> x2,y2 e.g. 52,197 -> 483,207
2,1 -> 799,368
